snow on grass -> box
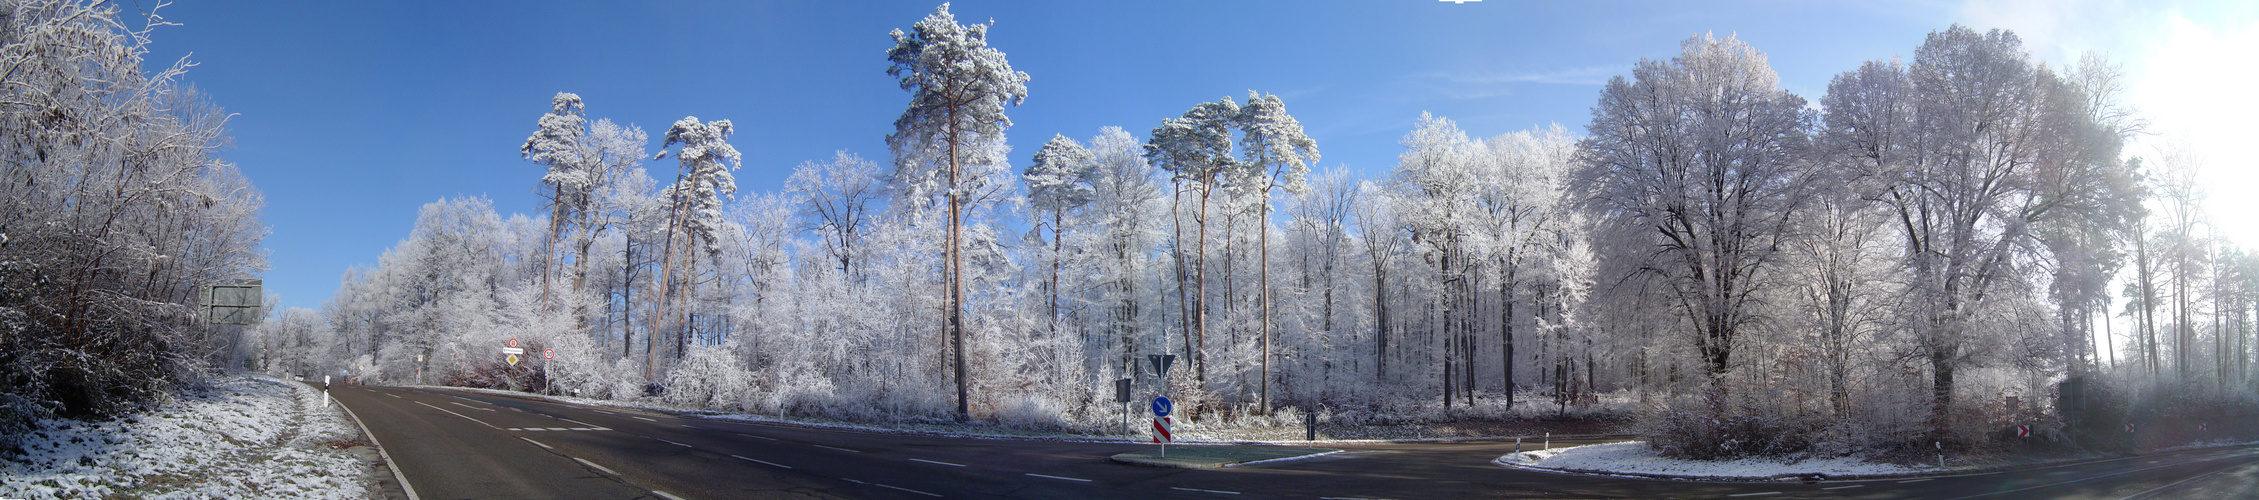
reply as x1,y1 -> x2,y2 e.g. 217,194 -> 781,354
1497,441 -> 1933,480
0,374 -> 375,499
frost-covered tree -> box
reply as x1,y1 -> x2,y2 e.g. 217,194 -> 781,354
1577,33 -> 1813,391
0,0 -> 267,418
786,151 -> 885,281
886,3 -> 1029,419
651,116 -> 740,380
1025,135 -> 1095,340
1235,91 -> 1317,412
1825,25 -> 2131,431
1147,98 -> 1238,382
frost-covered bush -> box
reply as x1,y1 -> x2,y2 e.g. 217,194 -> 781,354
663,344 -> 749,409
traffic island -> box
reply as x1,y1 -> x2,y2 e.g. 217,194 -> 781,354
1110,445 -> 1341,469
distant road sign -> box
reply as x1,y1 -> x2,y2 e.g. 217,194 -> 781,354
503,347 -> 524,355
1152,417 -> 1173,443
507,354 -> 520,366
544,348 -> 554,360
1148,354 -> 1175,380
205,279 -> 263,325
1151,396 -> 1172,417
507,338 -> 520,349
2016,425 -> 2029,438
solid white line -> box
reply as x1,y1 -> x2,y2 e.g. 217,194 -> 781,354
562,419 -> 597,427
334,390 -> 422,500
660,439 -> 694,448
909,458 -> 965,467
814,444 -> 861,453
842,478 -> 866,484
1726,493 -> 1781,498
519,437 -> 553,450
1898,478 -> 1934,483
874,483 -> 942,497
1025,473 -> 1091,482
736,432 -> 777,441
732,454 -> 791,469
633,416 -> 657,422
1821,484 -> 1865,490
652,491 -> 687,500
1172,486 -> 1241,495
574,457 -> 619,476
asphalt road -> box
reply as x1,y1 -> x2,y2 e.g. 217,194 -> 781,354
322,384 -> 2259,499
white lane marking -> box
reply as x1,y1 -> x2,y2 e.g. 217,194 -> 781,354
732,454 -> 791,469
633,416 -> 657,422
449,401 -> 494,411
1726,493 -> 1781,498
682,424 -> 700,429
736,432 -> 777,441
1172,486 -> 1241,495
562,419 -> 597,427
874,483 -> 941,497
592,409 -> 616,414
842,478 -> 866,484
413,401 -> 498,429
652,491 -> 687,500
909,458 -> 964,467
660,439 -> 694,448
1897,478 -> 1934,483
520,437 -> 554,450
813,444 -> 861,453
547,427 -> 569,431
334,390 -> 423,500
574,457 -> 619,476
1025,473 -> 1091,482
385,393 -> 402,399
1821,485 -> 1865,490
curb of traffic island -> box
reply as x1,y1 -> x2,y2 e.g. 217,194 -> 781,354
1489,449 -> 2138,484
1110,445 -> 1343,469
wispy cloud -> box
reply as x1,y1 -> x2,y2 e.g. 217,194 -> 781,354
1422,64 -> 1630,87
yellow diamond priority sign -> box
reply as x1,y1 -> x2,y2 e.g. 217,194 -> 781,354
507,353 -> 520,366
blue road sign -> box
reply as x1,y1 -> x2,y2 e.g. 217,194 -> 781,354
1152,396 -> 1173,417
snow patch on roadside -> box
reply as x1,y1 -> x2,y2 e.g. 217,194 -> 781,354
1497,441 -> 1932,479
0,374 -> 375,499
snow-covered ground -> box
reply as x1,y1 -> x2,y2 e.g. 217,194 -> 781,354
1497,441 -> 1933,480
0,374 -> 377,499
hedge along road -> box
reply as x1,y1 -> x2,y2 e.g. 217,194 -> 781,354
319,383 -> 2259,499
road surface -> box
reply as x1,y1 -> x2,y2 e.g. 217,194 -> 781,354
322,384 -> 2259,499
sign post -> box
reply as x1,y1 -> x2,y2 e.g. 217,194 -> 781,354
543,348 -> 555,393
1152,396 -> 1173,457
1114,378 -> 1132,436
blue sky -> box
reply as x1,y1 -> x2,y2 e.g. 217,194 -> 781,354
135,1 -> 2253,312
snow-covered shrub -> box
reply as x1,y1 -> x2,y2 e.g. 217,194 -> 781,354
664,343 -> 750,410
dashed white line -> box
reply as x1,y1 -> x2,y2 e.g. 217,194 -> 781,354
1897,478 -> 1934,483
873,483 -> 941,497
1172,486 -> 1241,495
573,457 -> 619,476
1025,473 -> 1091,482
735,432 -> 777,441
909,458 -> 964,467
659,439 -> 694,448
632,416 -> 657,422
842,478 -> 866,484
732,454 -> 791,469
519,437 -> 553,450
682,424 -> 700,429
1726,493 -> 1780,498
652,490 -> 687,500
813,444 -> 861,453
1821,485 -> 1865,490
